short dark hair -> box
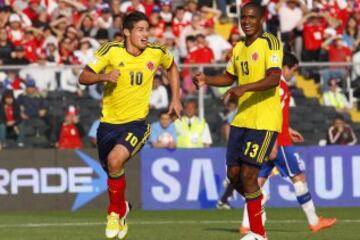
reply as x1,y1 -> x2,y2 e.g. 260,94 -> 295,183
123,11 -> 149,31
159,109 -> 169,117
185,35 -> 196,42
283,52 -> 299,69
195,33 -> 205,39
334,114 -> 345,121
184,99 -> 197,107
241,1 -> 265,17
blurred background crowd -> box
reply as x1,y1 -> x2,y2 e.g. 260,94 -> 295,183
0,0 -> 359,149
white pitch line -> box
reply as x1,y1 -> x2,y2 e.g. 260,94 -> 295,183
0,219 -> 359,228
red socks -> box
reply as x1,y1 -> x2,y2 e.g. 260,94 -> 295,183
107,175 -> 126,217
246,194 -> 265,237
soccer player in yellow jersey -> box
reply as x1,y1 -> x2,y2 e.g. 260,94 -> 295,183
79,11 -> 182,239
194,2 -> 282,240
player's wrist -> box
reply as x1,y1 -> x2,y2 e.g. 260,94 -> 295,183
97,73 -> 107,83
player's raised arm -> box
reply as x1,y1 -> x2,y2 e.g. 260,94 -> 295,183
166,61 -> 183,118
79,42 -> 121,85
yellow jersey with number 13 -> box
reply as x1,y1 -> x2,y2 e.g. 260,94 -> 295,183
87,41 -> 173,124
226,32 -> 283,132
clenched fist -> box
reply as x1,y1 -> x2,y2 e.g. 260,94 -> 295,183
192,72 -> 206,89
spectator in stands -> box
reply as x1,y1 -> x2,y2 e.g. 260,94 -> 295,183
17,79 -> 49,137
88,118 -> 100,147
120,0 -> 145,14
77,13 -> 97,38
0,89 -> 24,148
192,33 -> 215,64
342,16 -> 360,51
162,31 -> 180,65
96,7 -> 113,31
2,70 -> 24,97
74,38 -> 96,65
323,78 -> 352,114
0,27 -> 13,65
143,0 -> 157,18
60,66 -> 86,98
44,42 -> 60,63
182,35 -> 198,96
298,12 -> 340,62
7,13 -> 25,47
179,13 -> 205,59
19,51 -> 57,97
185,0 -> 198,17
321,35 -> 352,89
205,20 -> 232,63
149,8 -> 166,39
175,99 -> 212,148
21,29 -> 39,63
22,0 -> 41,26
172,6 -> 190,38
108,14 -> 123,40
8,45 -> 30,65
55,105 -> 84,149
88,84 -> 103,100
149,110 -> 177,148
150,75 -> 169,110
220,100 -> 237,143
352,47 -> 360,83
327,115 -> 357,145
277,0 -> 308,53
160,0 -> 173,23
51,0 -> 85,20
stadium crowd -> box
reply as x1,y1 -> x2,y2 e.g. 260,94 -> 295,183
0,0 -> 359,149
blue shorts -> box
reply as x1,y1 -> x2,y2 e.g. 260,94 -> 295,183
258,146 -> 305,178
226,127 -> 278,168
97,121 -> 151,173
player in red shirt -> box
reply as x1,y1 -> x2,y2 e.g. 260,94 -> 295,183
240,52 -> 337,234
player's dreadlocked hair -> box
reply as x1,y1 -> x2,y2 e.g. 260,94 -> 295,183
283,52 -> 299,69
123,11 -> 149,31
241,1 -> 265,17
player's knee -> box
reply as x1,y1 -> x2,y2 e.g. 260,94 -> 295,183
241,170 -> 259,193
293,181 -> 308,196
227,167 -> 240,185
107,153 -> 125,173
241,168 -> 258,185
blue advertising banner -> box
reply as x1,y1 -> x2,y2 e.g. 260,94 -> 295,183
141,146 -> 360,210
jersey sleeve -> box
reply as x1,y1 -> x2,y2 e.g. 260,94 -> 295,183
225,48 -> 237,76
264,40 -> 282,73
160,47 -> 174,69
87,43 -> 111,73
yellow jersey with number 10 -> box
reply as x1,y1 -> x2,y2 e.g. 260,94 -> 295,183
87,41 -> 173,124
226,32 -> 283,132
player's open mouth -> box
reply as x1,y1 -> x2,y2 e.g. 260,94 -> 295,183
243,26 -> 252,31
141,39 -> 148,43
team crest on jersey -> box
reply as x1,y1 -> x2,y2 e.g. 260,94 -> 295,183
146,61 -> 155,71
252,52 -> 259,61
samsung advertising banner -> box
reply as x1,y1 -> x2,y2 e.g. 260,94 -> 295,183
141,146 -> 360,210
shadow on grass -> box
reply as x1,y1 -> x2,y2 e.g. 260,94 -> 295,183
205,227 -> 239,233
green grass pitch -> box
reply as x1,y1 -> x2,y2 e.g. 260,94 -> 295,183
0,208 -> 359,239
